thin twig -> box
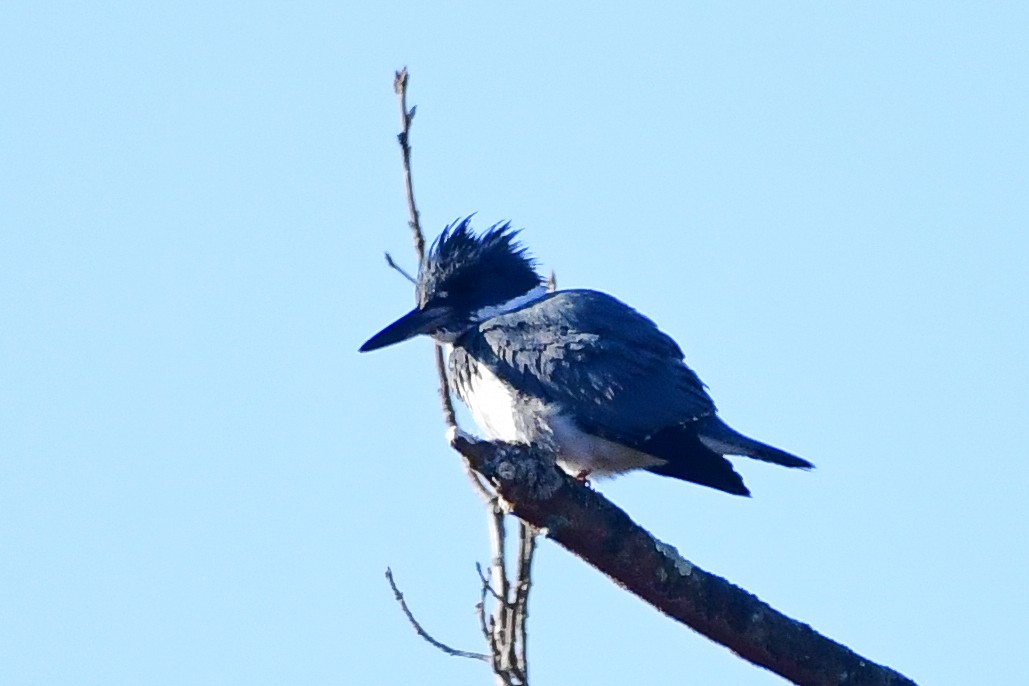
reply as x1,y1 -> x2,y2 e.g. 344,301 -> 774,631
384,252 -> 417,284
477,578 -> 492,646
393,68 -> 424,258
514,523 -> 537,677
476,562 -> 506,602
393,67 -> 459,437
477,565 -> 506,683
487,502 -> 509,654
385,567 -> 489,662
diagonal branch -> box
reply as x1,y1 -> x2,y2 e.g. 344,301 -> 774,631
450,436 -> 919,686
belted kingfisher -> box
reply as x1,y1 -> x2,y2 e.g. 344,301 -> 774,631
360,218 -> 812,496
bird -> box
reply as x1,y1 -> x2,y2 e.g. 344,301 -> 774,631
360,218 -> 812,496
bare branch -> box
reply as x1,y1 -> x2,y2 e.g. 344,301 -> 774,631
385,567 -> 489,662
486,501 -> 512,680
487,502 -> 508,605
513,522 -> 536,676
451,437 -> 918,686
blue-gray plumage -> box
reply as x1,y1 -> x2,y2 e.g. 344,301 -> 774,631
360,218 -> 813,496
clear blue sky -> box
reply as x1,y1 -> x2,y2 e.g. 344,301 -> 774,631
2,2 -> 1027,684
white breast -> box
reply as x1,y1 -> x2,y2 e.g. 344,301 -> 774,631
461,363 -> 523,442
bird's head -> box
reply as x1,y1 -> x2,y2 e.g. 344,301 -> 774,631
360,217 -> 544,352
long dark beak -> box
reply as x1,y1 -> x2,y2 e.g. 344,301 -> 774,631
359,306 -> 452,352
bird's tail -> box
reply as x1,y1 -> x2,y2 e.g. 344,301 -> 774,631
697,417 -> 813,469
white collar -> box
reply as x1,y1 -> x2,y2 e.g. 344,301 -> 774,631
471,285 -> 549,322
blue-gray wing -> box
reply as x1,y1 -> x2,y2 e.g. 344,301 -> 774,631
460,289 -> 716,442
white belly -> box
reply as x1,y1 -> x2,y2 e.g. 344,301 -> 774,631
549,414 -> 667,478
